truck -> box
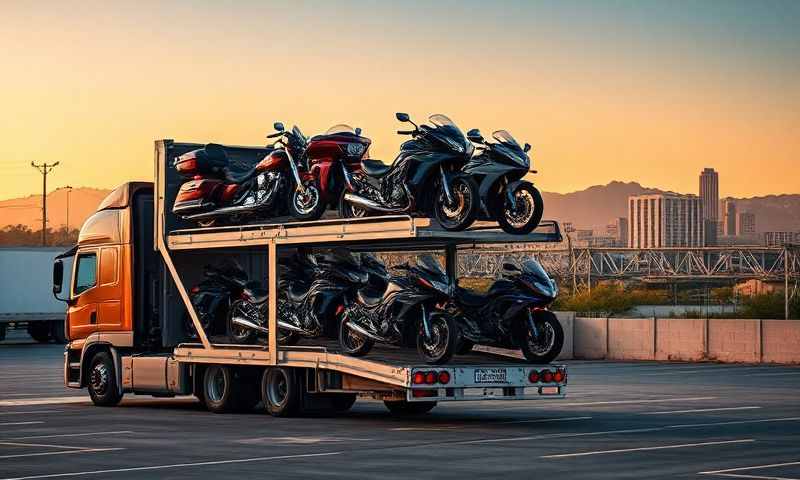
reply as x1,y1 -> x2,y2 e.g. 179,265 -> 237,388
0,247 -> 69,343
51,139 -> 568,416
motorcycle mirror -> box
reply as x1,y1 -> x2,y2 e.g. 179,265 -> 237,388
524,143 -> 531,153
273,122 -> 285,132
395,112 -> 410,122
355,127 -> 362,136
466,129 -> 484,143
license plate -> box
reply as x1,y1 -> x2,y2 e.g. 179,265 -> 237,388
474,368 -> 508,384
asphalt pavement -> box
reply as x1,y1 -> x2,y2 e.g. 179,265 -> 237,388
1,328 -> 799,480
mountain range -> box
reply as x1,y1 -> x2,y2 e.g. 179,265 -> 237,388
2,182 -> 798,234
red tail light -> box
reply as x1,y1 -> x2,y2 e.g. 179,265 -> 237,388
425,372 -> 436,385
190,286 -> 200,294
335,305 -> 345,316
541,369 -> 553,383
528,370 -> 540,383
413,389 -> 437,398
413,372 -> 425,385
438,371 -> 451,384
553,369 -> 565,383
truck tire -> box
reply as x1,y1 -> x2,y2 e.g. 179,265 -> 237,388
50,321 -> 67,344
384,400 -> 437,415
88,352 -> 123,407
27,322 -> 51,343
203,365 -> 251,414
261,367 -> 302,417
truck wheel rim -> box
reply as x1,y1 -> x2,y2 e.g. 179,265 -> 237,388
90,364 -> 109,396
207,368 -> 226,403
268,371 -> 288,406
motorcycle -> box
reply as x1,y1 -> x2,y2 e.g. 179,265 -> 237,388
183,260 -> 249,339
227,249 -> 369,345
453,259 -> 563,363
463,129 -> 544,234
339,113 -> 479,231
172,122 -> 319,226
296,124 -> 372,219
338,254 -> 459,364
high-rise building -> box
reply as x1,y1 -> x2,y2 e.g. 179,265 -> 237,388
606,217 -> 628,247
723,199 -> 737,236
699,168 -> 719,222
736,212 -> 756,236
628,193 -> 704,248
763,231 -> 800,246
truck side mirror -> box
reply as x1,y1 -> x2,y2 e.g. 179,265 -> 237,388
395,112 -> 410,122
53,259 -> 67,301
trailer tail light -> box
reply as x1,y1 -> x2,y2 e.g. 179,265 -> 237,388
541,369 -> 553,383
413,371 -> 425,385
438,371 -> 451,384
413,389 -> 437,398
425,371 -> 437,385
528,370 -> 540,383
413,370 -> 451,386
553,369 -> 566,383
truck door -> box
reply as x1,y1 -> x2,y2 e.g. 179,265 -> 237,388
69,250 -> 99,340
96,246 -> 124,332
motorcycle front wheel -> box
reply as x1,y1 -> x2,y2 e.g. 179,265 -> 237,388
338,315 -> 374,356
289,180 -> 327,221
515,310 -> 564,364
496,182 -> 544,235
434,176 -> 479,231
417,313 -> 458,364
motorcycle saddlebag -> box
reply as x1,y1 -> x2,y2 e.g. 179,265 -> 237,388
173,178 -> 223,214
174,144 -> 229,177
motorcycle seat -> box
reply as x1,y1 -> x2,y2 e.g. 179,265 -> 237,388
357,287 -> 384,307
287,283 -> 307,303
361,159 -> 391,178
457,287 -> 487,307
225,165 -> 260,184
248,288 -> 269,304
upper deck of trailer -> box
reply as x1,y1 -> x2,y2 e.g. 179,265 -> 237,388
166,216 -> 563,251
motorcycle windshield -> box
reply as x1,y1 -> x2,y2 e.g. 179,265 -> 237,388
416,254 -> 448,283
292,126 -> 307,146
428,114 -> 471,157
325,124 -> 356,135
521,259 -> 549,284
492,130 -> 522,149
491,130 -> 529,169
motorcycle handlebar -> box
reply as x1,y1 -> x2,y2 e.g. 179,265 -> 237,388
266,131 -> 284,138
396,130 -> 415,135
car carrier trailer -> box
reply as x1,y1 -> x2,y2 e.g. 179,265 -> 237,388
53,139 -> 568,416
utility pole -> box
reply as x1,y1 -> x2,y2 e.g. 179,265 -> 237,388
786,246 -> 790,320
65,185 -> 73,243
30,161 -> 59,246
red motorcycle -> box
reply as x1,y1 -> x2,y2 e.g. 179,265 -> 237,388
292,124 -> 372,219
172,122 -> 314,226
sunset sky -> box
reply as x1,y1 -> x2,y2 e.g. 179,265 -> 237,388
1,0 -> 798,202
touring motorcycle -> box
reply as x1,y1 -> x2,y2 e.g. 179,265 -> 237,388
463,129 -> 544,234
172,123 -> 320,226
453,259 -> 563,363
338,254 -> 459,364
339,113 -> 479,231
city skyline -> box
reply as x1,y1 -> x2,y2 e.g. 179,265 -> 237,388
2,1 -> 799,201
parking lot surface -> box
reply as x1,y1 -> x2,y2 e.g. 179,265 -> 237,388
1,330 -> 799,480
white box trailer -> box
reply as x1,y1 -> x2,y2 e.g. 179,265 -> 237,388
60,140 -> 568,416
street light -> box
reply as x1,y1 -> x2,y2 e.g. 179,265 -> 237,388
65,186 -> 73,239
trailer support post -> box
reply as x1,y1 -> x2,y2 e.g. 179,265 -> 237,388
445,242 -> 457,286
268,240 -> 278,365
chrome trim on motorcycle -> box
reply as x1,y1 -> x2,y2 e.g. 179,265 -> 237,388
345,320 -> 388,343
343,193 -> 405,213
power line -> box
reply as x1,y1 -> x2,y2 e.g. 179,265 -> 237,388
30,161 -> 59,246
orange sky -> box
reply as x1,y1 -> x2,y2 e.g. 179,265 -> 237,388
1,1 -> 798,202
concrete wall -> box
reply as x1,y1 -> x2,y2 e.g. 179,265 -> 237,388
608,318 -> 655,360
573,317 -> 607,359
707,319 -> 761,363
762,320 -> 800,364
655,318 -> 706,361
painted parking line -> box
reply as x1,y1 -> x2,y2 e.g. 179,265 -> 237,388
700,460 -> 800,479
0,411 -> 63,416
0,398 -> 87,407
0,448 -> 124,460
6,431 -> 135,441
0,441 -> 86,451
0,422 -> 44,427
642,406 -> 762,415
471,396 -> 717,411
666,417 -> 800,429
499,416 -> 593,425
0,451 -> 342,480
542,439 -> 755,459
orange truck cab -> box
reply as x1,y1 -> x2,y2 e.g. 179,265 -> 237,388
53,182 -> 185,404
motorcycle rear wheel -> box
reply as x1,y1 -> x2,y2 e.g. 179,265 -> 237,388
337,191 -> 369,219
338,316 -> 374,356
227,301 -> 257,344
496,182 -> 543,235
434,176 -> 479,231
289,180 -> 327,221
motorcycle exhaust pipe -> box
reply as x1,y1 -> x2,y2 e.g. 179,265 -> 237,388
345,320 -> 388,343
343,193 -> 403,213
277,320 -> 306,333
184,204 -> 260,220
232,317 -> 269,334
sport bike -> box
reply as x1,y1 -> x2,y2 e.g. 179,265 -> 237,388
338,254 -> 459,364
183,260 -> 249,339
454,259 -> 563,363
463,128 -> 543,234
339,113 -> 479,231
172,123 -> 316,226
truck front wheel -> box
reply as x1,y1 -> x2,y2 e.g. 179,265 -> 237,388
88,352 -> 123,406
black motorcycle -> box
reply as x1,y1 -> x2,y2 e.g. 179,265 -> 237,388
454,259 -> 563,363
339,113 -> 479,231
184,260 -> 249,339
463,129 -> 543,234
338,254 -> 459,364
227,249 -> 369,345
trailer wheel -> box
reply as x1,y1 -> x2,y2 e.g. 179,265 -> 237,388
261,367 -> 302,417
88,352 -> 123,407
384,400 -> 436,415
203,365 -> 237,413
27,322 -> 51,343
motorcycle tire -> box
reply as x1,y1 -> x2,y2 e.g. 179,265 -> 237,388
289,179 -> 327,221
416,313 -> 458,365
227,301 -> 257,344
434,176 -> 479,232
338,316 -> 374,357
515,310 -> 564,364
337,190 -> 369,219
496,182 -> 544,235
